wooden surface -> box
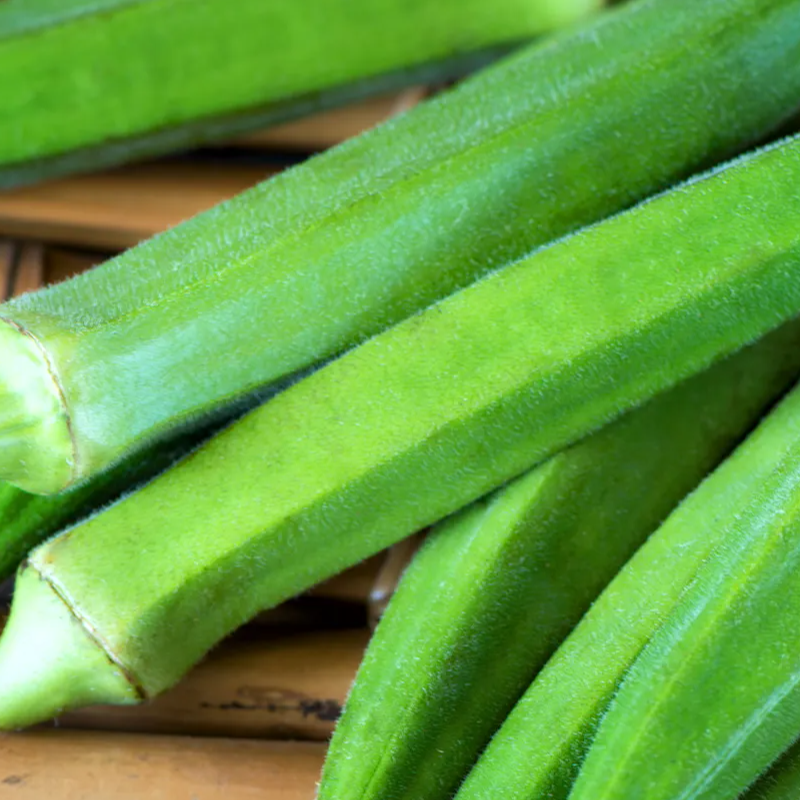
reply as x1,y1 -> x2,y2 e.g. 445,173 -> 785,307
0,161 -> 277,250
232,88 -> 426,151
0,732 -> 325,799
57,630 -> 367,741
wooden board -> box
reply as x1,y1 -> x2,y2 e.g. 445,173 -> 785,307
233,88 -> 427,151
56,630 -> 367,741
0,161 -> 278,250
0,731 -> 325,799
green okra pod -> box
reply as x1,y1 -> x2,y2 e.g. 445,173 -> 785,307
4,0 -> 800,493
455,337 -> 800,800
0,419 -> 224,582
566,386 -> 800,800
1,132 -> 800,728
317,318 -> 800,800
745,740 -> 800,800
0,0 -> 598,186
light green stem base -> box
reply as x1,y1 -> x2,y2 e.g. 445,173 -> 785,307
0,319 -> 74,494
0,564 -> 138,729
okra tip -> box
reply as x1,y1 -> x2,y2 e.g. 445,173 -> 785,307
0,319 -> 74,495
0,564 -> 139,730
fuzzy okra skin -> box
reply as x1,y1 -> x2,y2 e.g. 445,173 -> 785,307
317,320 -> 800,800
4,0 -> 800,494
0,420 -> 223,582
0,0 -> 597,186
454,353 -> 800,800
746,741 -> 800,799
2,137 -> 800,730
565,388 -> 800,800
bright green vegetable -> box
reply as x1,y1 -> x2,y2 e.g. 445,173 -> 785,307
0,419 -> 223,582
1,132 -> 800,728
567,385 -> 800,800
745,740 -> 800,799
4,0 -> 800,494
0,0 -> 597,186
455,336 -> 800,800
318,319 -> 800,800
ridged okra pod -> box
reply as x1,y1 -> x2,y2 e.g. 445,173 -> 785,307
0,0 -> 599,186
4,0 -> 800,493
317,319 -> 800,800
0,133 -> 799,727
455,337 -> 800,800
746,740 -> 800,799
0,421 -> 221,582
566,387 -> 800,800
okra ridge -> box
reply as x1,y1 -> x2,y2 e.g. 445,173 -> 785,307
0,316 -> 76,494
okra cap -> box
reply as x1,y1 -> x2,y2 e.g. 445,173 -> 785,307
0,563 -> 140,729
0,318 -> 74,494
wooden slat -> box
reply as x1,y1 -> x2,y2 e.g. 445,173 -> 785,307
368,535 -> 424,627
308,555 -> 383,605
56,630 -> 367,741
0,240 -> 14,301
11,242 -> 44,298
235,88 -> 428,151
43,245 -> 110,286
0,161 -> 278,250
0,731 -> 324,799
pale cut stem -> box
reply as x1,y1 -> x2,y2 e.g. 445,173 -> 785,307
0,564 -> 139,729
0,318 -> 74,494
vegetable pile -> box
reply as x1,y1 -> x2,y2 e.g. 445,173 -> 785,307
3,0 -> 800,797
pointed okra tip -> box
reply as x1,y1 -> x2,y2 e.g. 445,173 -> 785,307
0,318 -> 75,494
0,563 -> 139,730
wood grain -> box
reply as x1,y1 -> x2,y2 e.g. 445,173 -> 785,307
308,555 -> 383,605
234,88 -> 427,151
0,731 -> 324,799
0,240 -> 14,301
56,630 -> 368,741
0,161 -> 278,250
368,535 -> 424,627
43,245 -> 110,286
11,242 -> 44,298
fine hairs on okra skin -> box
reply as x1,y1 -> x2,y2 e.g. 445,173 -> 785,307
746,740 -> 800,799
567,385 -> 800,800
317,318 -> 800,800
0,0 -> 600,187
0,417 -> 227,583
4,0 -> 800,495
454,353 -> 800,800
1,133 -> 800,728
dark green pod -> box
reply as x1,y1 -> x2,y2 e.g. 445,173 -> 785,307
4,0 -> 800,493
0,0 -> 596,186
318,319 -> 800,800
0,132 -> 800,728
568,382 -> 800,800
745,741 -> 800,799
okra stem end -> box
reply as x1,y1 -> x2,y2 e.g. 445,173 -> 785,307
0,564 -> 140,730
0,318 -> 74,494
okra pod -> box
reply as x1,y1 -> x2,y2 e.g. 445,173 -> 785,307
746,741 -> 800,799
318,319 -> 800,800
567,385 -> 800,800
0,0 -> 597,186
0,132 -> 800,728
4,0 -> 800,493
0,419 -> 223,582
455,332 -> 800,800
